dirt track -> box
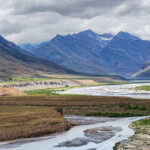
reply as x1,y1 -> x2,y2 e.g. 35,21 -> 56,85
0,87 -> 23,96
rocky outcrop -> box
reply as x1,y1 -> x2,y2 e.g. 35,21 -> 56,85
2,80 -> 98,91
3,81 -> 69,88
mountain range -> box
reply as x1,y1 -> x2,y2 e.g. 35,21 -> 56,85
20,30 -> 150,77
0,35 -> 75,77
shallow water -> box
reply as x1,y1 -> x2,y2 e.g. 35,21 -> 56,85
58,82 -> 150,99
0,116 -> 148,150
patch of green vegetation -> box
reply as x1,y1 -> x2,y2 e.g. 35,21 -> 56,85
135,85 -> 150,91
23,84 -> 96,96
119,104 -> 147,110
134,118 -> 150,126
24,86 -> 84,96
104,82 -> 128,85
86,112 -> 144,117
113,142 -> 121,150
24,88 -> 58,96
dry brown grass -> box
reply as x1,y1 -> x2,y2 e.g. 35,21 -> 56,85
0,95 -> 150,116
0,106 -> 68,141
0,95 -> 150,141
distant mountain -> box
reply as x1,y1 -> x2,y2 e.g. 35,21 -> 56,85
20,30 -> 114,75
0,35 -> 75,76
98,32 -> 150,76
19,43 -> 35,53
20,41 -> 49,53
20,30 -> 150,77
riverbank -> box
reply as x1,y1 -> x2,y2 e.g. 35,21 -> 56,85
116,117 -> 150,150
0,116 -> 147,150
0,106 -> 69,141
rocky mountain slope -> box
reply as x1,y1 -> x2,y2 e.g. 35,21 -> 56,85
99,32 -> 150,76
133,61 -> 150,78
0,35 -> 75,76
20,30 -> 150,77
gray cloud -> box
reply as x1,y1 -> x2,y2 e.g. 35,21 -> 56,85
11,0 -> 150,18
115,0 -> 150,17
12,0 -> 127,18
0,0 -> 150,43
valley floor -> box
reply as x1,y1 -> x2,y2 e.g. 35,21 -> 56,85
0,77 -> 149,149
0,95 -> 150,142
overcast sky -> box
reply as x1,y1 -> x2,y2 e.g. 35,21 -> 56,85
0,0 -> 150,44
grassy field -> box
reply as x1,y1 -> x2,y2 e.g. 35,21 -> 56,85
0,106 -> 68,141
135,85 -> 150,91
0,95 -> 150,117
24,88 -> 58,96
